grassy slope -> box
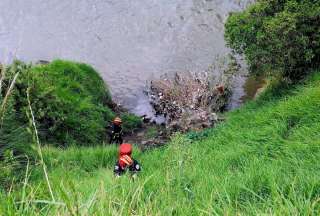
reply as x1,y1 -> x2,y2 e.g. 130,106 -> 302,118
1,72 -> 320,215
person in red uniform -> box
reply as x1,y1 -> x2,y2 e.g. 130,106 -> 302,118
114,143 -> 141,177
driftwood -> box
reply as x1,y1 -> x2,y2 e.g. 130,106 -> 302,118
146,54 -> 240,132
147,71 -> 231,132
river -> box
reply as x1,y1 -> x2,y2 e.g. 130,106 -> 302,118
0,0 -> 252,117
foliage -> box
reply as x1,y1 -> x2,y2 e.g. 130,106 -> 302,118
186,127 -> 212,142
2,70 -> 320,215
145,126 -> 158,139
0,59 -> 143,192
0,62 -> 35,190
6,60 -> 114,146
0,110 -> 34,189
3,60 -> 142,148
120,112 -> 142,134
225,0 -> 320,81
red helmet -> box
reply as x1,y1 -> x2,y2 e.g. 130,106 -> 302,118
119,143 -> 132,157
118,143 -> 133,169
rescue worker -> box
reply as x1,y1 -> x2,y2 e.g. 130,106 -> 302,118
110,117 -> 123,144
114,143 -> 141,177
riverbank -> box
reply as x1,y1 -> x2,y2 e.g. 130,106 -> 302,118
0,59 -> 145,190
2,69 -> 320,215
0,0 -> 252,109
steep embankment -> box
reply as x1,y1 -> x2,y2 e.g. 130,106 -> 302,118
2,71 -> 320,215
0,60 -> 143,192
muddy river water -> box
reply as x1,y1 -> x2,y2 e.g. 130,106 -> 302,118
0,0 -> 253,116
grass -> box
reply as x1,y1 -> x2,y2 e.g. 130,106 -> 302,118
119,113 -> 143,134
144,126 -> 158,139
1,60 -> 142,148
28,60 -> 114,146
0,62 -> 35,189
1,71 -> 320,215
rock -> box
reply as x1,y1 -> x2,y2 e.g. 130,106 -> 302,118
141,115 -> 151,123
137,132 -> 144,137
254,86 -> 267,99
36,60 -> 50,65
210,113 -> 218,122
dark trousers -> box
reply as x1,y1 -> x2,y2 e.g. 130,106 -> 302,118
110,132 -> 123,144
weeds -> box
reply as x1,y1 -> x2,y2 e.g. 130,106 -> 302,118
0,69 -> 19,125
26,88 -> 55,202
1,70 -> 320,215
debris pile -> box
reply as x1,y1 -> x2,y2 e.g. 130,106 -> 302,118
147,71 -> 232,132
146,54 -> 242,132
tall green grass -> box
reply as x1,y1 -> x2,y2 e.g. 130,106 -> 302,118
1,60 -> 142,148
0,62 -> 35,189
1,72 -> 320,215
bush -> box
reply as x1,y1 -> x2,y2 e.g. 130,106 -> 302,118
120,112 -> 142,133
7,60 -> 115,146
4,60 -> 143,147
225,0 -> 320,81
0,62 -> 35,189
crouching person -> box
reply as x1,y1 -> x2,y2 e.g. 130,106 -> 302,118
114,143 -> 141,178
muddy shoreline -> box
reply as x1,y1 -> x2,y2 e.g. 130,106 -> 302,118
117,71 -> 266,150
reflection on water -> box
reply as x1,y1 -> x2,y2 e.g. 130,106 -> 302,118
0,0 -> 252,116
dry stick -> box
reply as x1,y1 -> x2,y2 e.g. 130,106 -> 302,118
0,63 -> 4,93
0,72 -> 19,125
26,88 -> 55,202
21,157 -> 30,210
0,72 -> 20,120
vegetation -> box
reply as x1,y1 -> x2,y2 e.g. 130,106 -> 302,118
1,70 -> 320,215
225,0 -> 320,81
119,113 -> 142,134
145,126 -> 158,139
2,60 -> 141,147
12,60 -> 114,146
1,60 -> 110,147
0,60 -> 141,191
1,0 -> 320,214
0,62 -> 34,188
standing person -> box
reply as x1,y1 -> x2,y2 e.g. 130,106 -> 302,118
114,143 -> 141,178
110,117 -> 123,144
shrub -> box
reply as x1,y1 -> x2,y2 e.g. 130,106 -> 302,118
7,60 -> 114,146
0,62 -> 35,189
120,112 -> 142,133
225,0 -> 320,81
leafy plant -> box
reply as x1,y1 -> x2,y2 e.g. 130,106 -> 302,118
0,62 -> 34,189
2,70 -> 320,215
3,60 -> 114,146
120,112 -> 142,134
225,0 -> 320,81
